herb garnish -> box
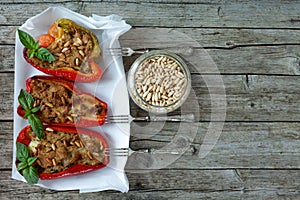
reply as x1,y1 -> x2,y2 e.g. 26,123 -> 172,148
17,29 -> 55,62
16,142 -> 39,184
18,89 -> 44,139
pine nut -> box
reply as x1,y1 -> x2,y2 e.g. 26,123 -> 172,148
80,140 -> 84,147
40,104 -> 45,111
45,102 -> 54,108
151,93 -> 155,102
63,140 -> 67,147
146,92 -> 152,101
46,127 -> 54,132
67,116 -> 73,122
61,47 -> 69,53
168,90 -> 175,97
46,158 -> 52,164
75,58 -> 80,66
46,148 -> 52,153
142,85 -> 147,92
87,151 -> 93,159
64,41 -> 71,47
142,90 -> 149,98
54,110 -> 61,116
154,93 -> 159,101
75,141 -> 81,148
160,85 -> 164,93
33,100 -> 37,108
79,50 -> 85,57
61,96 -> 66,105
76,38 -> 83,45
51,143 -> 56,151
52,158 -> 56,166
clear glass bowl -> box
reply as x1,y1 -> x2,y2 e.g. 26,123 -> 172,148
127,50 -> 191,114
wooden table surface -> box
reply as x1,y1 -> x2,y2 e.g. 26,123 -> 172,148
1,1 -> 300,199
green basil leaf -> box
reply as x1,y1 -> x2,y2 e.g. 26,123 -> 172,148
31,105 -> 41,113
34,41 -> 40,50
18,89 -> 34,111
24,110 -> 32,119
17,161 -> 28,171
28,114 -> 44,139
17,29 -> 36,50
22,166 -> 39,184
16,142 -> 30,162
28,49 -> 36,59
35,48 -> 55,62
27,157 -> 37,166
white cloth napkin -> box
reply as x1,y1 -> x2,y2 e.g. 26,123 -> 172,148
12,6 -> 131,193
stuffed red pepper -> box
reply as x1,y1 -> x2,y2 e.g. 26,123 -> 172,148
16,125 -> 109,183
17,75 -> 108,127
22,18 -> 102,82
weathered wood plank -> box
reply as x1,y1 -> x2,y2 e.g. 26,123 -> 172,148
129,74 -> 300,121
2,44 -> 300,74
121,28 -> 300,49
0,46 -> 15,72
123,46 -> 300,75
120,28 -> 300,75
129,122 -> 300,169
2,0 -> 299,199
1,1 -> 300,28
3,73 -> 300,121
0,169 -> 299,199
2,121 -> 300,169
4,26 -> 300,47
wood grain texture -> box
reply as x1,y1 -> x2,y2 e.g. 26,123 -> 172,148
121,28 -> 300,48
2,121 -> 299,169
0,169 -> 299,199
1,0 -> 300,199
1,1 -> 300,28
4,26 -> 300,47
2,73 -> 300,121
4,45 -> 300,74
3,28 -> 300,74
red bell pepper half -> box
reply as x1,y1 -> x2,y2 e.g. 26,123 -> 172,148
17,75 -> 108,127
16,125 -> 109,180
23,18 -> 103,82
23,49 -> 102,82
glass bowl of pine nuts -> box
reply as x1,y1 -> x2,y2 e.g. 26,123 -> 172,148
127,50 -> 191,114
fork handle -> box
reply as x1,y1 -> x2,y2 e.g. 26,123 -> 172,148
132,114 -> 195,122
149,113 -> 195,122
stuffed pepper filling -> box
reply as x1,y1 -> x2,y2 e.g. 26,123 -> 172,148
27,19 -> 97,74
30,78 -> 105,124
26,127 -> 106,174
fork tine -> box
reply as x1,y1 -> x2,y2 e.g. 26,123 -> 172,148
106,48 -> 123,56
104,148 -> 129,156
121,48 -> 133,55
105,115 -> 129,119
105,115 -> 130,123
107,47 -> 136,56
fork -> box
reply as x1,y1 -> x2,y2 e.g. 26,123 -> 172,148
104,147 -> 185,157
108,46 -> 194,57
108,47 -> 148,57
104,147 -> 145,157
104,113 -> 195,124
